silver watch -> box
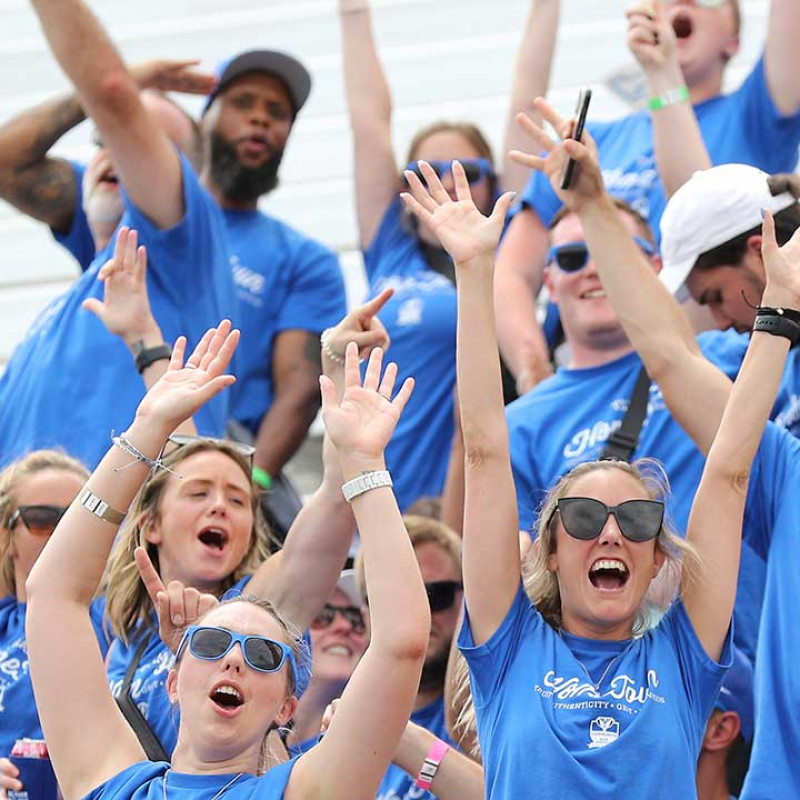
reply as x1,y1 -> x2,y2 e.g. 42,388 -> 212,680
341,470 -> 393,503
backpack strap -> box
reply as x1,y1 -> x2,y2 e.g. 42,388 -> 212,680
600,366 -> 652,462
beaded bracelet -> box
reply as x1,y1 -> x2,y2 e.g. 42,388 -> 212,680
112,433 -> 175,475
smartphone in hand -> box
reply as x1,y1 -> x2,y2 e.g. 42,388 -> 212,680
560,88 -> 592,190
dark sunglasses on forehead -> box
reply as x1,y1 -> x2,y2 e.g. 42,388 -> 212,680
547,236 -> 654,273
311,604 -> 366,635
8,505 -> 68,536
426,580 -> 463,613
405,158 -> 495,187
176,625 -> 298,685
165,434 -> 256,470
550,497 -> 664,543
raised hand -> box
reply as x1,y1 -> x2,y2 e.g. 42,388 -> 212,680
134,320 -> 239,431
82,227 -> 161,348
130,59 -> 215,95
134,547 -> 218,653
510,97 -> 605,213
626,1 -> 679,75
401,161 -> 515,266
761,210 -> 800,310
320,344 -> 413,464
323,288 -> 393,364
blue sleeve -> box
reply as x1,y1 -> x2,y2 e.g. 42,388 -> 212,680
659,600 -> 733,733
516,168 -> 562,228
276,244 -> 346,334
734,56 -> 800,171
51,161 -> 97,272
697,330 -> 748,379
119,153 -> 227,307
89,595 -> 113,660
363,196 -> 411,280
458,583 -> 535,707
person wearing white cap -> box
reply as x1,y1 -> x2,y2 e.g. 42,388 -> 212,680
495,0 -> 800,396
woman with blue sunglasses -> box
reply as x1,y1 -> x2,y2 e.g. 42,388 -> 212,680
336,0 -> 559,514
400,157 -> 788,798
25,320 -> 431,800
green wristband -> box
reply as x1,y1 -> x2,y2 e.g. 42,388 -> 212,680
648,85 -> 690,111
252,466 -> 273,490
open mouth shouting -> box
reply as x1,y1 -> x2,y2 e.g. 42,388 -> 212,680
210,681 -> 245,716
589,559 -> 630,592
198,526 -> 230,556
671,11 -> 693,40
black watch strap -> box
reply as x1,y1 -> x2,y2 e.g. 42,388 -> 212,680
753,314 -> 800,345
134,343 -> 172,374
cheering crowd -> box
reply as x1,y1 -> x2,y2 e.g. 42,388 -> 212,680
2,0 -> 800,798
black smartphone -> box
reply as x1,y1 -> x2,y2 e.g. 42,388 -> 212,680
560,88 -> 592,190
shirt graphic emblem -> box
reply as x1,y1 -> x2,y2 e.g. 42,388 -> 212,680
396,298 -> 423,327
588,715 -> 620,749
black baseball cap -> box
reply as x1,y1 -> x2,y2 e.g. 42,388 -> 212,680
202,50 -> 312,117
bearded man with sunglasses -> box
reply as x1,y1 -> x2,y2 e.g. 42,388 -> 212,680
355,515 -> 463,800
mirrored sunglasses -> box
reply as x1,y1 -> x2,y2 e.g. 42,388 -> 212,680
551,497 -> 664,542
8,505 -> 68,536
425,580 -> 463,613
405,158 -> 495,187
547,236 -> 654,273
176,625 -> 297,685
311,604 -> 366,635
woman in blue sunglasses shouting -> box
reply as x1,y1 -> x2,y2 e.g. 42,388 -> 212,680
336,0 -> 559,515
400,157 -> 790,799
25,321 -> 430,800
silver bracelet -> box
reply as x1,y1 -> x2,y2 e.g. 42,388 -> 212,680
341,470 -> 393,502
79,487 -> 126,525
112,433 -> 174,475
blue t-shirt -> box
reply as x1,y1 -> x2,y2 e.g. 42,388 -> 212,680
506,339 -> 766,662
520,57 -> 800,240
0,155 -> 236,470
51,161 -> 97,272
224,209 -> 346,435
376,696 -> 454,800
459,585 -> 731,800
1,595 -> 111,757
364,198 -> 457,511
739,424 -> 800,800
84,758 -> 297,800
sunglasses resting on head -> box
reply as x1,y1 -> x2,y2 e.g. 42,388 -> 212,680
547,237 -> 655,273
549,497 -> 664,542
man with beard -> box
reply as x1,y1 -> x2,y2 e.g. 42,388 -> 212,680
356,515 -> 463,800
197,52 -> 346,483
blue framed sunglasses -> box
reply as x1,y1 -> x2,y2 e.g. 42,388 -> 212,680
547,236 -> 655,273
176,625 -> 297,686
405,158 -> 495,186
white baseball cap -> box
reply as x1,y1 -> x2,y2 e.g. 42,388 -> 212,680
660,164 -> 797,301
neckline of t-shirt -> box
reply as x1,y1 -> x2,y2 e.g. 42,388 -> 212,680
164,770 -> 251,790
559,627 -> 633,657
557,349 -> 641,380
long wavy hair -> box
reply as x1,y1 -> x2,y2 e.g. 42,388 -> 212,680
451,459 -> 703,756
104,440 -> 270,645
0,450 -> 89,598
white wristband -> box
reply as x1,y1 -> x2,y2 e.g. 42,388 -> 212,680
341,470 -> 393,502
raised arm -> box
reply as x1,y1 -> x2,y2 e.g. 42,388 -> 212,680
501,0 -> 560,195
247,293 -> 393,631
289,345 -> 429,800
25,323 -> 238,800
682,211 -> 800,659
626,1 -> 711,197
510,98 -> 730,455
28,0 -> 202,229
764,0 -> 800,115
338,0 -> 400,248
403,162 -> 518,645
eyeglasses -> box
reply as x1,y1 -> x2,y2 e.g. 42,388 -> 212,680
546,236 -> 655,273
550,497 -> 664,542
405,158 -> 496,187
176,625 -> 298,685
311,604 -> 366,635
425,580 -> 463,613
165,434 -> 256,470
8,505 -> 68,536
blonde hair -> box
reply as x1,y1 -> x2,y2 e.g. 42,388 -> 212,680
354,514 -> 462,601
0,450 -> 89,597
104,440 -> 270,644
405,121 -> 495,167
452,459 -> 703,756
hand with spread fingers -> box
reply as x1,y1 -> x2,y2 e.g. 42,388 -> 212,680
760,210 -> 800,310
134,320 -> 239,431
134,547 -> 219,653
510,98 -> 605,213
626,0 -> 679,75
322,288 -> 393,365
320,344 -> 414,465
400,160 -> 515,267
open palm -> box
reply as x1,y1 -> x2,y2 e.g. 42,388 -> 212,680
402,161 -> 514,265
762,210 -> 800,308
321,344 -> 414,461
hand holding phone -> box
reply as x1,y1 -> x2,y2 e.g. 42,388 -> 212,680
560,88 -> 592,190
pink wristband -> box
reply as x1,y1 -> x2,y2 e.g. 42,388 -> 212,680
415,738 -> 450,790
